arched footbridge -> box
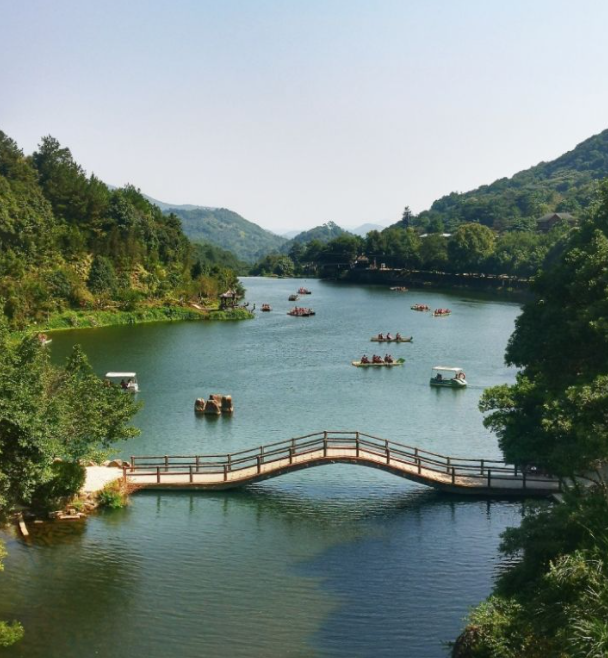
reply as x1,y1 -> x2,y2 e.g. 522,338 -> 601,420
124,431 -> 561,497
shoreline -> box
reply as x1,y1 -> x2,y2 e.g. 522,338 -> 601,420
15,304 -> 254,338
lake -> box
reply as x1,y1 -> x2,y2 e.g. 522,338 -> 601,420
0,278 -> 525,657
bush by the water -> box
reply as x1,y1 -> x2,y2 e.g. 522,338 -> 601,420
96,480 -> 128,509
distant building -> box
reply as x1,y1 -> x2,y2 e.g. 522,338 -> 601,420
536,212 -> 576,232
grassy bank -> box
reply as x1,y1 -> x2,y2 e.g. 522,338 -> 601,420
17,304 -> 253,337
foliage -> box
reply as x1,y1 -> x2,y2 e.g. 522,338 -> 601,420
447,223 -> 495,271
456,180 -> 608,656
30,461 -> 86,512
0,317 -> 140,509
96,479 -> 128,509
0,542 -> 24,647
416,128 -> 608,233
250,253 -> 296,277
480,181 -> 608,476
0,131 -> 241,329
168,206 -> 287,262
281,221 -> 348,251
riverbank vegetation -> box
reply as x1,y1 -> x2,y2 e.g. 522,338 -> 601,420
252,221 -> 569,281
0,315 -> 140,645
453,181 -> 608,656
0,132 -> 243,331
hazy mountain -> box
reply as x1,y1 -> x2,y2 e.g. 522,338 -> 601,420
347,223 -> 385,236
165,206 -> 287,262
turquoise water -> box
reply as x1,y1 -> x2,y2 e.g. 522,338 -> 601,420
0,279 -> 524,657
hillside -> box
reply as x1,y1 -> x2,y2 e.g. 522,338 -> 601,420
280,221 -> 350,254
0,132 -> 240,329
167,206 -> 287,262
415,128 -> 608,232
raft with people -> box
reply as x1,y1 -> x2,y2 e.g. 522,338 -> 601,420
352,355 -> 405,367
370,333 -> 413,343
261,304 -> 272,312
411,304 -> 430,311
287,307 -> 316,317
433,308 -> 451,317
298,287 -> 312,295
288,294 -> 299,301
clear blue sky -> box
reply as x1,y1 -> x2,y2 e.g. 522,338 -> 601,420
2,0 -> 608,233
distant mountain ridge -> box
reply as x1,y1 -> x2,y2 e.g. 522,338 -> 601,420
142,194 -> 216,213
414,128 -> 608,232
163,205 -> 287,262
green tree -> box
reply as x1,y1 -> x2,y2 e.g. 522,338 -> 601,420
87,255 -> 117,295
448,223 -> 496,271
0,321 -> 140,509
419,233 -> 449,270
480,182 -> 608,476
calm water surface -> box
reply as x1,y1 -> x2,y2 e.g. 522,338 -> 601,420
0,279 -> 524,657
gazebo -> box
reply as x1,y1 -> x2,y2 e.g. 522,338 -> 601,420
219,290 -> 239,309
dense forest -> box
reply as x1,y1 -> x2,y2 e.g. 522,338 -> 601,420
0,132 -> 240,329
413,128 -> 608,233
252,220 -> 570,280
452,181 -> 608,657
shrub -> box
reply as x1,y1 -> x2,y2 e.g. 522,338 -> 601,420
96,480 -> 128,509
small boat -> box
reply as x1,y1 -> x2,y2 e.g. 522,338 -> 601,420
298,287 -> 312,295
287,307 -> 316,317
261,304 -> 272,312
389,286 -> 408,292
288,294 -> 299,301
429,366 -> 467,388
352,358 -> 405,368
433,308 -> 451,317
370,335 -> 413,343
411,304 -> 430,312
105,371 -> 140,393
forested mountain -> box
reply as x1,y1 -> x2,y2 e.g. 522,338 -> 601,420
0,132 -> 239,328
282,221 -> 349,250
166,206 -> 287,262
414,128 -> 608,232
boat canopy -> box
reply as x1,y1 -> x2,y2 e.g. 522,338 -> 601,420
432,366 -> 463,372
105,372 -> 137,378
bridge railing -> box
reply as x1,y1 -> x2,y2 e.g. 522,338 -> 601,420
127,430 -> 560,490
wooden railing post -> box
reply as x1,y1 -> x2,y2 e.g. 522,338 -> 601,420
446,456 -> 451,474
228,454 -> 232,472
156,466 -> 161,483
522,471 -> 527,490
130,456 -> 134,472
289,447 -> 294,464
514,463 -> 518,476
323,431 -> 328,457
257,455 -> 261,473
451,466 -> 456,484
480,459 -> 484,475
356,436 -> 360,458
189,465 -> 193,483
224,464 -> 228,481
487,469 -> 492,488
164,455 -> 169,472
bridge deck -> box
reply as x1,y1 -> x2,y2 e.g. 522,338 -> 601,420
125,431 -> 560,497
